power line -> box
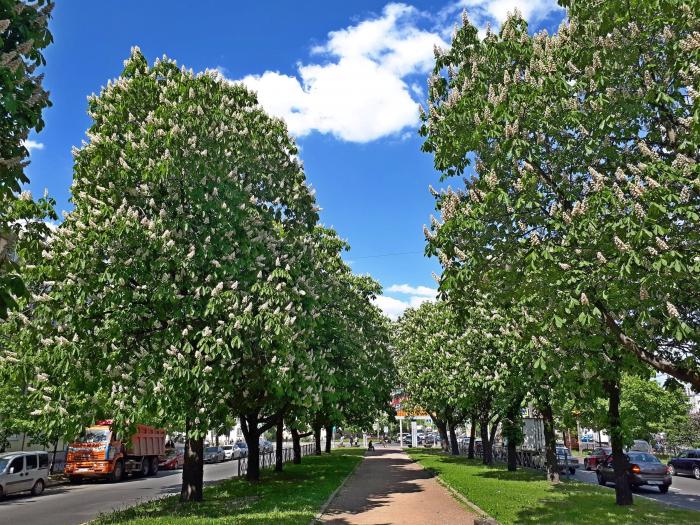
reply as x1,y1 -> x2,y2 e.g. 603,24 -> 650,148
349,250 -> 425,260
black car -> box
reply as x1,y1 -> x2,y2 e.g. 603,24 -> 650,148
668,449 -> 700,480
597,452 -> 671,493
234,441 -> 248,458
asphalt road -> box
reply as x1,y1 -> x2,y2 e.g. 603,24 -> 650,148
0,459 -> 243,525
573,468 -> 700,512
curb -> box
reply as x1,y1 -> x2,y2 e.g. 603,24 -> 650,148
434,475 -> 500,524
309,451 -> 366,525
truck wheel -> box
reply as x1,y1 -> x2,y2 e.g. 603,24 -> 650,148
136,458 -> 149,477
31,479 -> 45,496
148,456 -> 159,476
110,460 -> 124,482
0,485 -> 4,499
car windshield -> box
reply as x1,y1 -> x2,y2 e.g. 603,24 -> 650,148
77,428 -> 110,443
223,446 -> 233,450
165,449 -> 179,458
628,453 -> 659,463
205,447 -> 218,453
0,458 -> 9,472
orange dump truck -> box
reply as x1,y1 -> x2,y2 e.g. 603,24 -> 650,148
64,420 -> 165,483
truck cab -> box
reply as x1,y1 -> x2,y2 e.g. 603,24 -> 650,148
64,421 -> 164,483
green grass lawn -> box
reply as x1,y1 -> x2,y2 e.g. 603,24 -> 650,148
407,449 -> 699,525
93,449 -> 364,525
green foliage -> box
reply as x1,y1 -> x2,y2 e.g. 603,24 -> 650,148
0,0 -> 54,318
421,1 -> 700,389
2,47 -> 320,443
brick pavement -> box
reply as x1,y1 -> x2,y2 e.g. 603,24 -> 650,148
319,446 -> 476,525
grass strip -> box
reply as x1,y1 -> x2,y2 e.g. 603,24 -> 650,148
93,449 -> 365,525
407,449 -> 700,525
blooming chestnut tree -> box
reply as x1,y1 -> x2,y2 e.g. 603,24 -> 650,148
421,2 -> 699,503
9,48 -> 319,501
0,0 -> 54,318
423,2 -> 699,386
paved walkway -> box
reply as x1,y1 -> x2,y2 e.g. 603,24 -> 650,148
320,446 -> 476,525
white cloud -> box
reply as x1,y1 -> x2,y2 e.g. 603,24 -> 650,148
456,0 -> 564,27
373,294 -> 434,320
386,283 -> 438,297
237,3 -> 446,142
373,282 -> 438,320
22,139 -> 44,152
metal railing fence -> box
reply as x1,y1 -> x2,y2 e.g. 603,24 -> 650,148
236,443 -> 316,477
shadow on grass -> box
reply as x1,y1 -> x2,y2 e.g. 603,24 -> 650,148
513,482 -> 693,525
94,450 -> 364,525
408,449 -> 700,525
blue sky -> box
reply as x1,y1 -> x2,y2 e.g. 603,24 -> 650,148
24,0 -> 565,319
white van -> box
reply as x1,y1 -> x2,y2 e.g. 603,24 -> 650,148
0,451 -> 50,498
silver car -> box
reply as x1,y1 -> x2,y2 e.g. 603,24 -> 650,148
597,452 -> 671,493
221,445 -> 236,461
203,446 -> 225,463
0,451 -> 50,498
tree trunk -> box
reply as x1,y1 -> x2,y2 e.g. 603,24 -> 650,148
448,422 -> 460,455
480,416 -> 493,465
50,439 -> 59,475
241,413 -> 261,482
291,427 -> 302,464
507,436 -> 517,471
489,418 -> 500,450
605,379 -> 633,505
275,414 -> 284,472
180,420 -> 204,502
468,417 -> 476,459
313,424 -> 322,455
541,402 -> 560,483
324,425 -> 333,453
434,417 -> 449,453
504,403 -> 520,472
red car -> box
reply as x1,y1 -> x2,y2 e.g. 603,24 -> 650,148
159,448 -> 184,470
584,447 -> 612,470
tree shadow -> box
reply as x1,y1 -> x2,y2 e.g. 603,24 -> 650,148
512,482 -> 694,525
94,451 -> 364,525
322,448 -> 435,523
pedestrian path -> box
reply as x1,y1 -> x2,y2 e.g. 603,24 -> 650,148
319,446 -> 476,525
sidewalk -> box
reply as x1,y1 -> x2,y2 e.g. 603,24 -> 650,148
319,446 -> 476,525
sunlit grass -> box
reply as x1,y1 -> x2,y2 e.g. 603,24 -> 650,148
408,449 -> 699,525
93,449 -> 364,525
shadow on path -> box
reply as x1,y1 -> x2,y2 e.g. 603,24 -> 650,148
321,447 -> 474,525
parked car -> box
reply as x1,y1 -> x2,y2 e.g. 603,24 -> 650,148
221,445 -> 236,461
668,449 -> 700,480
597,452 -> 671,493
0,451 -> 50,498
630,440 -> 653,453
584,447 -> 612,471
233,441 -> 248,458
204,446 -> 225,463
159,448 -> 184,470
259,440 -> 274,453
556,447 -> 580,474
